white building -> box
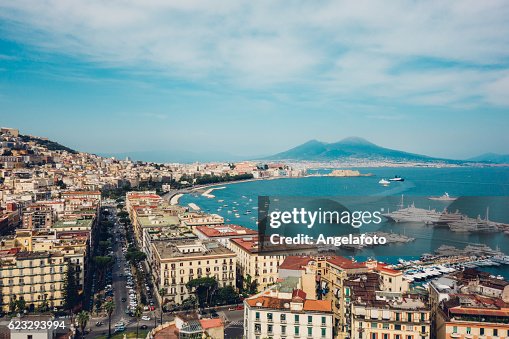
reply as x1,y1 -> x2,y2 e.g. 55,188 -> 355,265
244,285 -> 334,339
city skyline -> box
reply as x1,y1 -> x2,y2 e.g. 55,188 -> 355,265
1,1 -> 509,160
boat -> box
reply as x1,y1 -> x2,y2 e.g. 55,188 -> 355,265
389,176 -> 405,182
383,203 -> 441,224
448,216 -> 499,233
429,192 -> 457,201
379,179 -> 390,185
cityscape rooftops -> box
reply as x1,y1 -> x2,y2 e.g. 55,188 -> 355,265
153,239 -> 235,260
194,224 -> 257,238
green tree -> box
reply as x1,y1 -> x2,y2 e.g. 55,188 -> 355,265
15,299 -> 26,314
77,310 -> 90,339
134,305 -> 143,339
213,286 -> 241,306
104,301 -> 115,338
93,256 -> 113,287
158,288 -> 166,325
186,277 -> 218,308
125,249 -> 147,264
63,263 -> 80,318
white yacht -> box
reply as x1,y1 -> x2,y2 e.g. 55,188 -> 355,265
379,179 -> 390,185
429,192 -> 457,201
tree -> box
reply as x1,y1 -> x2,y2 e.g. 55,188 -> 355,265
77,310 -> 90,339
15,299 -> 26,314
158,288 -> 166,325
93,256 -> 113,287
186,277 -> 218,308
134,305 -> 143,339
104,301 -> 115,338
212,286 -> 241,306
63,263 -> 80,319
125,249 -> 147,264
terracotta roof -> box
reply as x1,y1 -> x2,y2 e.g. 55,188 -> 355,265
246,295 -> 332,313
230,236 -> 259,253
449,307 -> 509,317
200,318 -> 223,330
327,256 -> 366,270
195,224 -> 257,238
280,256 -> 314,271
303,299 -> 333,312
292,289 -> 307,300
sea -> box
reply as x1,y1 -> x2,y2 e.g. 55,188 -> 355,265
181,167 -> 509,278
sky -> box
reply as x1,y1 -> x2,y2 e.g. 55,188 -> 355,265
0,0 -> 509,160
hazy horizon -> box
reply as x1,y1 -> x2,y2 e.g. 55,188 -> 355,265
1,1 -> 509,159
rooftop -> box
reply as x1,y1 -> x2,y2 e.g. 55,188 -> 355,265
153,239 -> 235,260
195,224 -> 257,238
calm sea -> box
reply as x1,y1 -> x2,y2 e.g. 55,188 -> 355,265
181,167 -> 509,277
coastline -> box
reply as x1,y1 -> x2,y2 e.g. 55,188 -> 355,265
170,175 -> 299,206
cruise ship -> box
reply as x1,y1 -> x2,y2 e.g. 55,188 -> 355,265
383,202 -> 441,224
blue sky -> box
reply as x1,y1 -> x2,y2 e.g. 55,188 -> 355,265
1,0 -> 509,160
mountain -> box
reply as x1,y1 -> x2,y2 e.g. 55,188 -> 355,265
265,137 -> 448,162
468,153 -> 509,164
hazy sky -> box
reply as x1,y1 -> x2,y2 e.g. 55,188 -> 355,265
1,1 -> 509,159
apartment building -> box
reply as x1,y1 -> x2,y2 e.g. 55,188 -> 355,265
151,239 -> 236,304
244,285 -> 334,339
0,249 -> 68,312
229,236 -> 285,290
436,294 -> 509,339
193,224 -> 257,248
351,293 -> 431,339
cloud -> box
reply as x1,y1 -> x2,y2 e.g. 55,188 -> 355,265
1,0 -> 509,106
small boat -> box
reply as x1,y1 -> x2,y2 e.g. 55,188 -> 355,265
429,192 -> 457,201
389,176 -> 405,182
379,179 -> 390,185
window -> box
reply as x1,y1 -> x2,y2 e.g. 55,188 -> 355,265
267,324 -> 273,334
395,325 -> 401,330
308,327 -> 313,337
295,315 -> 300,323
281,314 -> 286,322
371,323 -> 377,329
295,326 -> 300,335
420,313 -> 425,321
452,326 -> 458,334
383,323 -> 389,329
254,324 -> 261,333
480,328 -> 485,336
321,328 -> 326,338
395,336 -> 401,339
494,329 -> 498,337
255,312 -> 260,320
267,313 -> 273,322
407,313 -> 412,322
371,334 -> 377,339
383,334 -> 389,339
321,316 -> 326,325
395,313 -> 400,321
281,325 -> 286,335
308,315 -> 313,324
466,327 -> 471,334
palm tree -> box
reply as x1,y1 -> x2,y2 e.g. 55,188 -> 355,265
76,311 -> 90,339
134,305 -> 143,339
158,288 -> 166,325
104,301 -> 115,338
